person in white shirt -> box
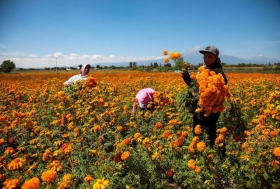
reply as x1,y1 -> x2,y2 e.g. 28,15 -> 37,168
64,64 -> 91,85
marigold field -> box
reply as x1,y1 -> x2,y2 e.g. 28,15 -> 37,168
0,70 -> 280,189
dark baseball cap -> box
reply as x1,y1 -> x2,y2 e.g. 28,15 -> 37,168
199,46 -> 219,56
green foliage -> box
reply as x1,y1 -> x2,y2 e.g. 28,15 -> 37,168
173,57 -> 185,71
1,60 -> 16,73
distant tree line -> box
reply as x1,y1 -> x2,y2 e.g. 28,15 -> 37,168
1,59 -> 280,73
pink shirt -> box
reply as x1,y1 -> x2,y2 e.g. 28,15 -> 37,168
136,88 -> 155,104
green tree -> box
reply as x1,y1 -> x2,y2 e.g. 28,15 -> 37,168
173,57 -> 184,70
1,60 -> 16,73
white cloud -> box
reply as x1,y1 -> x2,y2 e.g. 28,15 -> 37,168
0,52 -> 164,68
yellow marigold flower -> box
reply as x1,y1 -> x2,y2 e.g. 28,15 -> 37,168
89,149 -> 97,155
194,125 -> 202,135
21,177 -> 40,189
3,178 -> 20,189
241,155 -> 250,161
121,151 -> 131,161
273,147 -> 280,157
47,160 -> 63,171
134,132 -> 141,139
196,141 -> 206,152
187,159 -> 196,170
41,170 -> 57,183
163,50 -> 168,56
7,157 -> 25,170
142,137 -> 152,147
152,151 -> 159,160
93,178 -> 109,189
84,174 -> 94,184
62,173 -> 72,182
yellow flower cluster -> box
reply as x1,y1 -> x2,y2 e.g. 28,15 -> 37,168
195,66 -> 231,117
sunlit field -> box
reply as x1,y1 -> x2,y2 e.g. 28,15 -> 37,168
1,70 -> 280,189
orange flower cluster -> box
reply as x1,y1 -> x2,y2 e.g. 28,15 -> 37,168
2,178 -> 20,189
162,50 -> 181,63
21,177 -> 40,189
85,74 -> 98,88
153,92 -> 171,109
195,66 -> 231,117
273,147 -> 280,158
188,136 -> 199,153
187,159 -> 201,173
215,127 -> 227,147
7,158 -> 25,170
41,169 -> 57,183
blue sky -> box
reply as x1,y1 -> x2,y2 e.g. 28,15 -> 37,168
0,0 -> 279,68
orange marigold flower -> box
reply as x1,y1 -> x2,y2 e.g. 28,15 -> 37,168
7,157 -> 25,170
195,166 -> 201,173
84,174 -> 94,184
270,130 -> 279,136
21,177 -> 40,189
4,147 -> 15,155
273,147 -> 280,157
169,119 -> 177,126
219,127 -> 227,134
0,138 -> 5,145
0,173 -> 5,180
196,141 -> 206,152
169,52 -> 176,59
165,169 -> 175,178
121,151 -> 131,161
3,178 -> 20,189
190,74 -> 196,80
164,57 -> 169,63
86,75 -> 98,88
187,159 -> 196,170
162,130 -> 171,138
41,170 -> 57,183
117,126 -> 125,132
163,50 -> 168,56
194,125 -> 202,135
122,138 -> 131,145
134,132 -> 141,139
154,122 -> 163,129
42,149 -> 52,162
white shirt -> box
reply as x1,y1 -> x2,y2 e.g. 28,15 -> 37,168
64,74 -> 88,85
